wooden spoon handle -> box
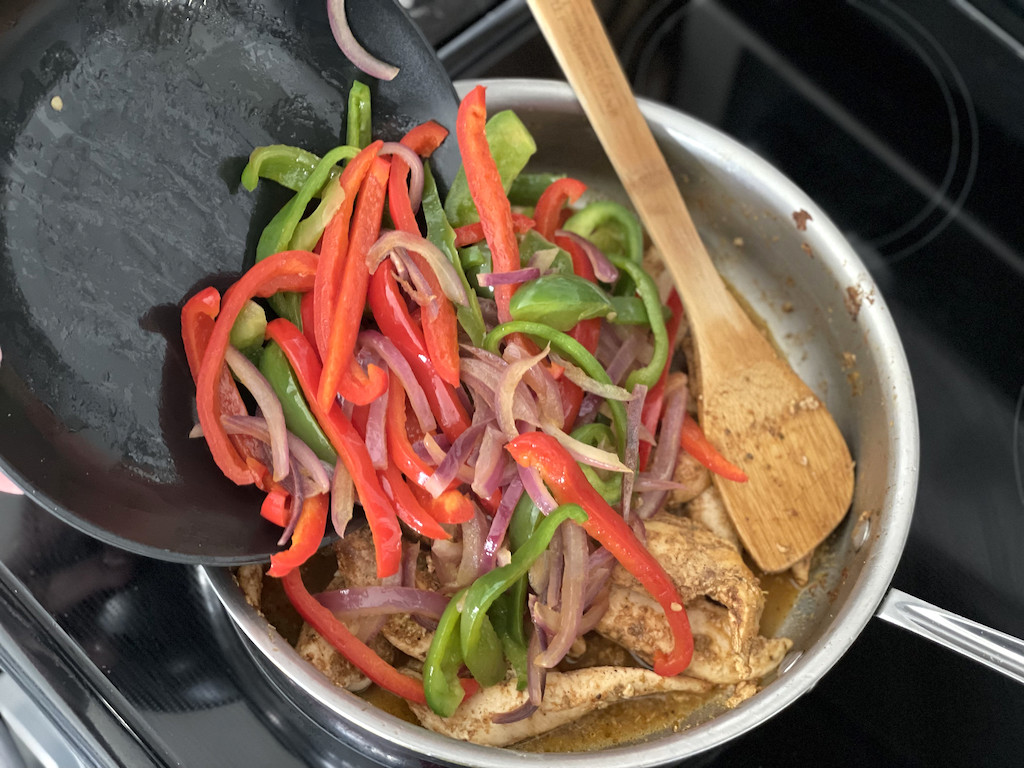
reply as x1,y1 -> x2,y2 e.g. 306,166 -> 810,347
525,0 -> 740,338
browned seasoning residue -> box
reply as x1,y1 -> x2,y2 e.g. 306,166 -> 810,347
792,209 -> 813,230
801,242 -> 813,258
841,352 -> 857,370
845,285 -> 864,320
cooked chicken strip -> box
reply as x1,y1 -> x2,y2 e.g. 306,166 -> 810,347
295,528 -> 392,692
236,564 -> 263,610
381,553 -> 440,661
681,484 -> 741,550
596,513 -> 789,683
295,571 -> 396,692
667,450 -> 712,506
410,666 -> 711,747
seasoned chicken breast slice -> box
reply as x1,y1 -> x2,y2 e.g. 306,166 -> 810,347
595,513 -> 790,683
409,666 -> 711,747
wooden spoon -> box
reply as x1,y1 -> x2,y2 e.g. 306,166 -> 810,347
526,0 -> 854,573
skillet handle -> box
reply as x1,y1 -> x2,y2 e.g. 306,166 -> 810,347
877,589 -> 1024,685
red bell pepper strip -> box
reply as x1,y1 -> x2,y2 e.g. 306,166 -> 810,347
553,234 -> 602,430
280,567 -> 428,703
260,487 -> 291,528
387,120 -> 449,234
385,125 -> 462,390
196,250 -> 319,485
368,266 -> 470,442
385,371 -> 435,488
638,290 -> 684,470
264,318 -> 402,579
379,463 -> 450,540
317,155 -> 391,411
409,485 -> 476,525
313,141 -> 381,360
182,286 -> 221,382
299,290 -> 319,354
534,177 -> 587,241
182,288 -> 261,461
456,85 -> 521,323
680,413 -> 749,483
452,212 -> 535,248
267,493 -> 329,578
507,432 -> 694,676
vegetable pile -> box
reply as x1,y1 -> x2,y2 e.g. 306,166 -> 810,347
184,82 -> 749,719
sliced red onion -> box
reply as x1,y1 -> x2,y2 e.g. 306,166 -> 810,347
423,423 -> 486,498
363,387 -> 388,470
555,229 -> 620,284
621,384 -> 647,523
634,475 -> 687,492
359,330 -> 435,433
551,354 -> 633,401
481,476 -> 523,573
539,421 -> 632,474
601,328 -> 643,385
496,346 -> 550,440
471,426 -> 507,500
636,376 -> 688,520
527,604 -> 548,706
216,415 -> 331,497
331,457 -> 355,538
460,358 -> 540,430
366,230 -> 467,307
476,267 -> 540,287
535,521 -> 587,668
276,458 -> 307,546
518,463 -> 557,514
456,507 -> 490,586
379,142 -> 424,213
326,0 -> 399,81
315,586 -> 449,620
492,619 -> 544,724
430,538 -> 462,591
390,248 -> 437,310
504,344 -> 563,430
223,347 -> 288,482
526,246 -> 560,274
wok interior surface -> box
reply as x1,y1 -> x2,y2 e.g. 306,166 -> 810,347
0,0 -> 456,561
203,81 -> 918,766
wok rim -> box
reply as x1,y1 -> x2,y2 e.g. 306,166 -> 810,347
202,78 -> 920,766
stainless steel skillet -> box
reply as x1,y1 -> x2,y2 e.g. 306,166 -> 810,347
200,79 -> 1020,767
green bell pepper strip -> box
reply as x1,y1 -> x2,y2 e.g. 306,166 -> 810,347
240,145 -> 328,194
258,341 -> 338,464
609,295 -> 670,326
489,578 -> 529,689
422,162 -> 487,346
508,491 -> 541,551
459,503 -> 588,686
445,109 -> 537,228
517,229 -> 574,276
346,81 -> 372,149
423,588 -> 469,717
508,172 -> 565,207
254,144 -> 361,325
483,320 -> 628,456
564,201 -> 644,296
229,300 -> 267,366
563,200 -> 644,265
606,253 -> 669,392
508,273 -> 615,332
572,423 -> 622,504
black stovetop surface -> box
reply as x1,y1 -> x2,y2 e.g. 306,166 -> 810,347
2,1 -> 1023,766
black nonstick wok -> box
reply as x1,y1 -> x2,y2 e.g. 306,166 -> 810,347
0,0 -> 460,563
